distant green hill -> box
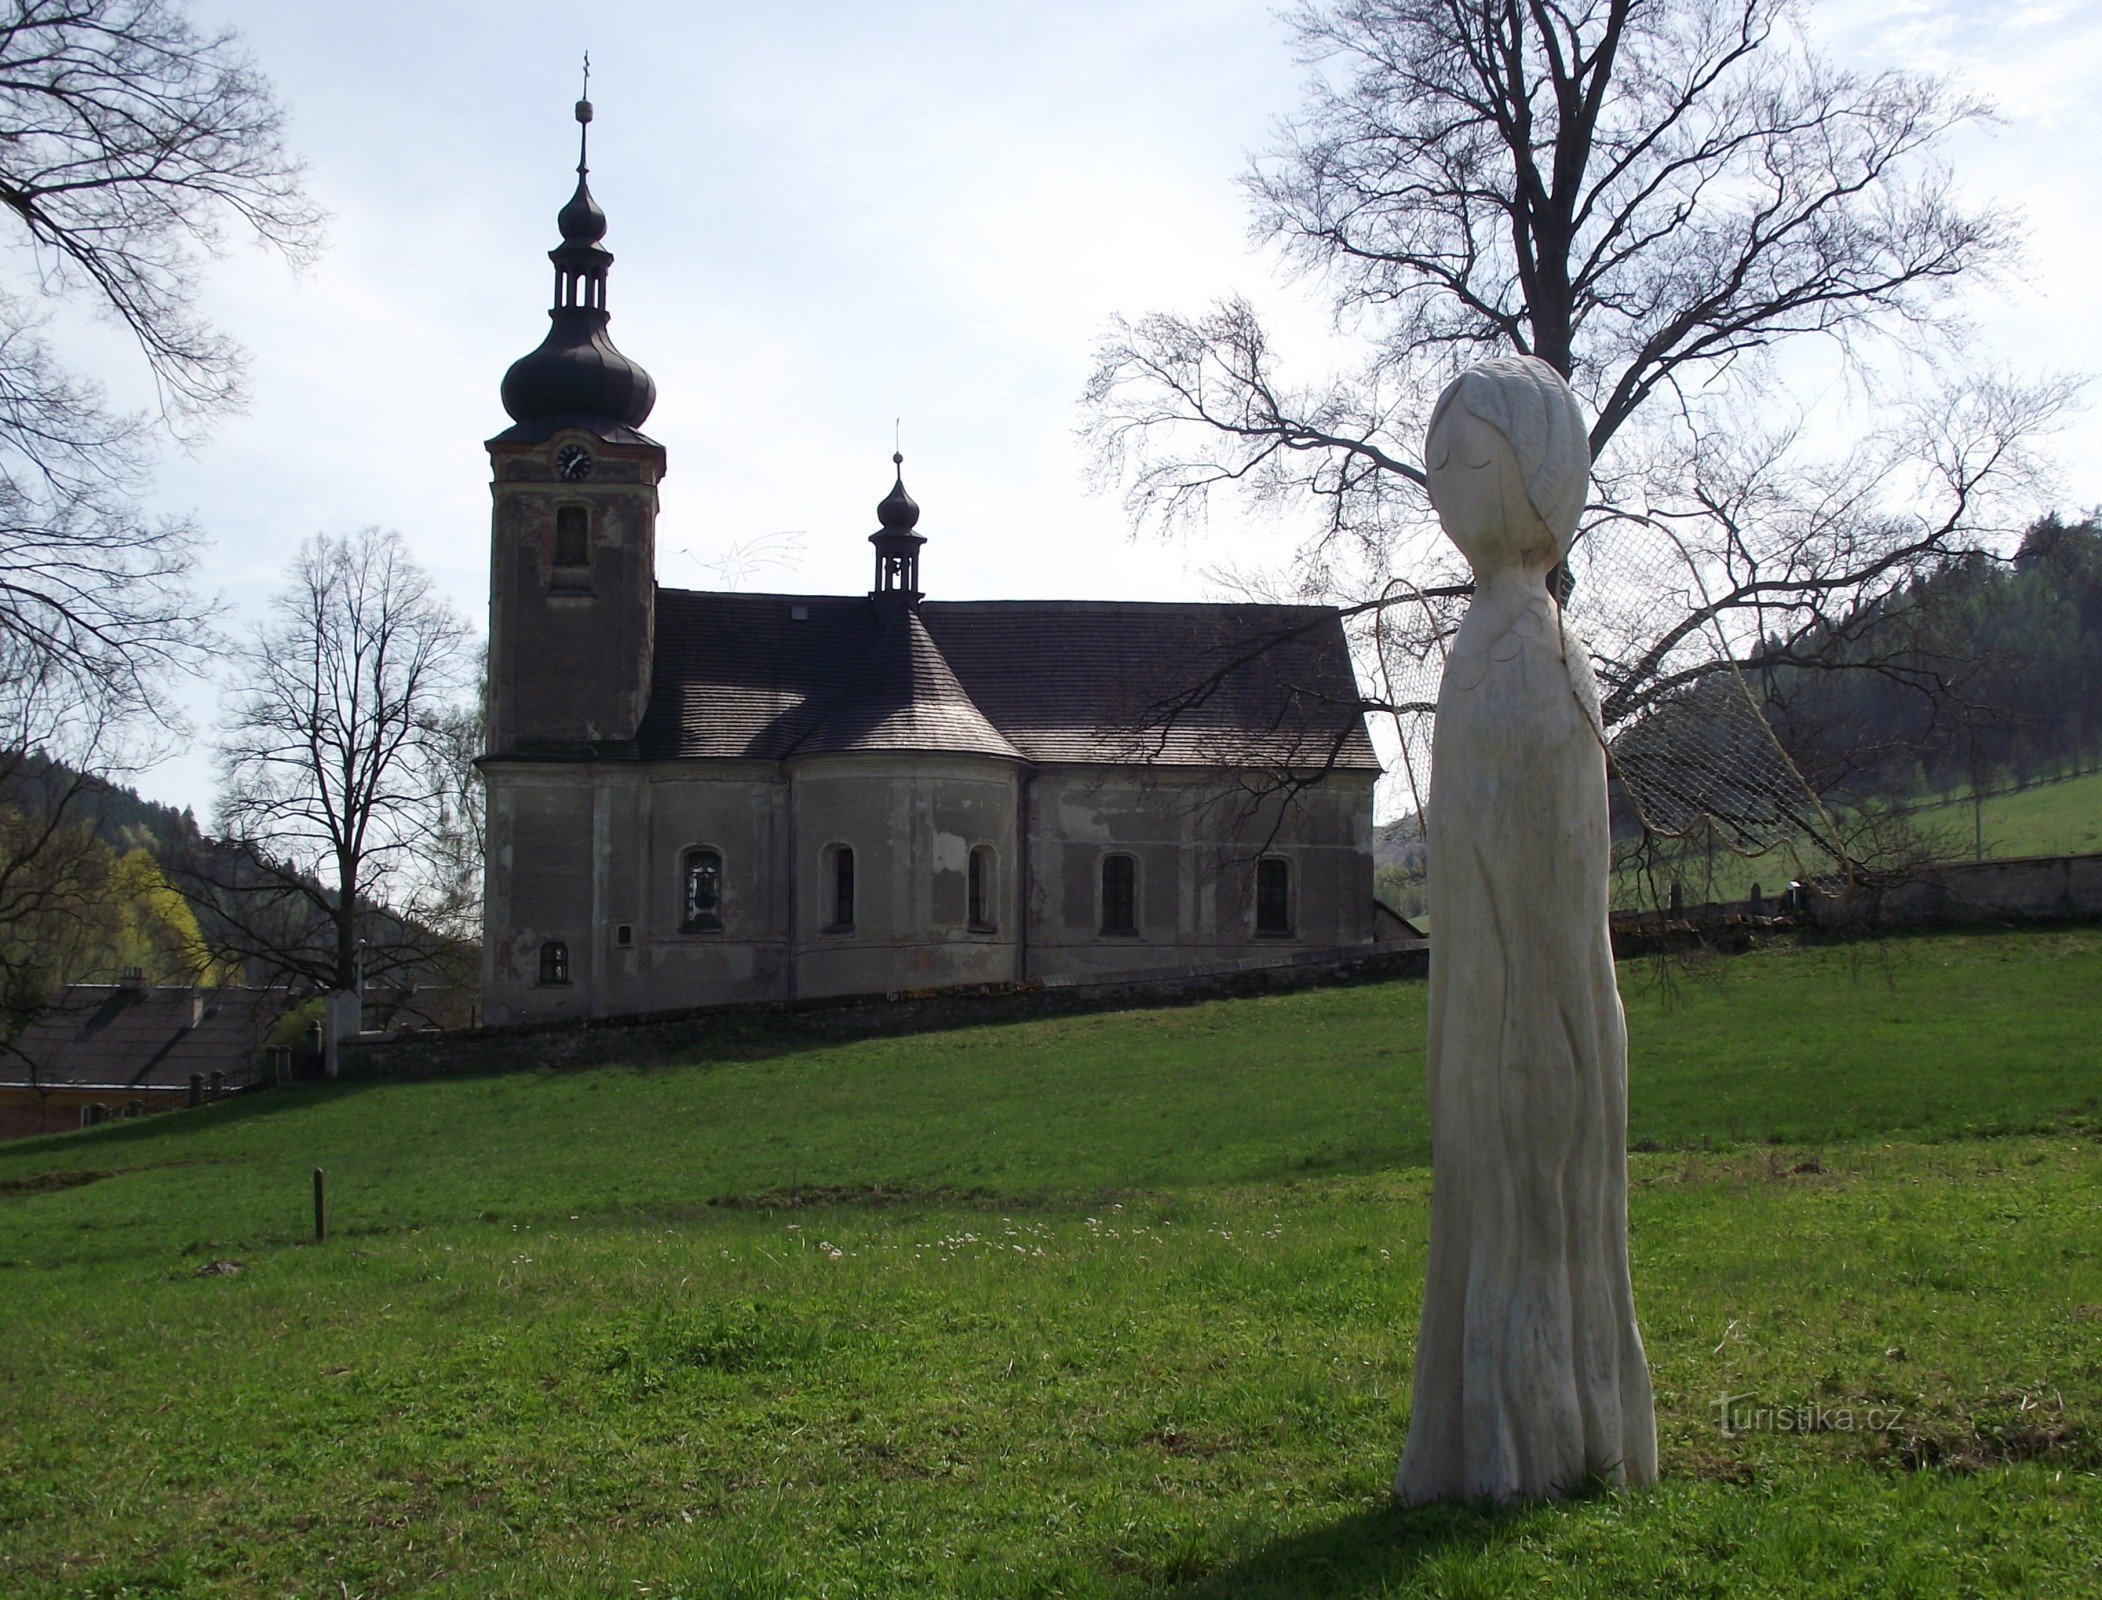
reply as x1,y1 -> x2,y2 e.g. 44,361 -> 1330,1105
4,750 -> 205,860
1904,767 -> 2102,860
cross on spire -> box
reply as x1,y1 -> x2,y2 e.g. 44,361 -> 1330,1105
575,52 -> 593,175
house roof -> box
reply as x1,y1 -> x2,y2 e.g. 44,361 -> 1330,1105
635,591 -> 1382,771
0,985 -> 290,1094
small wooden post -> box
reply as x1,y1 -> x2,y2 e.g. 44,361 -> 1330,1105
313,1167 -> 326,1243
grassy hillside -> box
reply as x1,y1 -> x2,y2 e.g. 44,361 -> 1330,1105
1611,768 -> 2102,911
3,931 -> 2100,1596
1905,767 -> 2102,860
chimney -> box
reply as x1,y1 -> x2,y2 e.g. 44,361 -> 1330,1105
190,990 -> 207,1029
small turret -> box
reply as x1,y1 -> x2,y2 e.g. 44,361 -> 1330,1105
870,451 -> 925,608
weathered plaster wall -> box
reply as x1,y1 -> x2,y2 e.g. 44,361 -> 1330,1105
484,762 -> 792,1024
483,755 -> 1379,1024
789,752 -> 1022,999
1024,766 -> 1376,981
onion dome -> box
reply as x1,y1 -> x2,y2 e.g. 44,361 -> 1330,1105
555,175 -> 607,245
876,452 -> 919,531
499,89 -> 656,429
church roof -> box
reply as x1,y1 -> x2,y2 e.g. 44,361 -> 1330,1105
636,590 -> 1382,771
799,608 -> 1024,760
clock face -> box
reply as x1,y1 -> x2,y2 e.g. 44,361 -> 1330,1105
556,444 -> 594,482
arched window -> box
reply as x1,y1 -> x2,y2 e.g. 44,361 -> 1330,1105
1256,856 -> 1292,936
682,848 -> 723,932
829,845 -> 855,930
968,845 -> 996,931
1100,853 -> 1137,935
553,505 -> 590,568
537,939 -> 570,985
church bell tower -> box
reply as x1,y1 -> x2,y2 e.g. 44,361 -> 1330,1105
485,82 -> 663,758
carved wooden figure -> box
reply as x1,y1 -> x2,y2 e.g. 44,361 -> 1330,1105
1395,356 -> 1658,1504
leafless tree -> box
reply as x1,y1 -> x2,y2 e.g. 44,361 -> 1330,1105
0,0 -> 320,705
0,0 -> 320,1019
203,530 -> 473,996
1085,0 -> 2072,858
0,0 -> 321,416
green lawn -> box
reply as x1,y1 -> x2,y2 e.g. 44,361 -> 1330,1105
1612,768 -> 2102,911
2,930 -> 2099,1597
1906,768 -> 2102,861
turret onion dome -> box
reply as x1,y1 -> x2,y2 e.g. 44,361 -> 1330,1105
499,92 -> 656,430
876,451 -> 919,531
555,174 -> 607,245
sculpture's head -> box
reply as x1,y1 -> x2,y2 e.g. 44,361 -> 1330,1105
1424,356 -> 1590,579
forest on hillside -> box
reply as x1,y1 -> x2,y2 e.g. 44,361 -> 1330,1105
1766,515 -> 2102,800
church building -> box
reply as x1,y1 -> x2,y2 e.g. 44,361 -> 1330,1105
479,101 -> 1384,1025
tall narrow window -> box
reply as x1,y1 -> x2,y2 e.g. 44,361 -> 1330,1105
1100,853 -> 1137,935
553,505 -> 590,568
968,845 -> 995,931
831,846 -> 855,929
1256,856 -> 1292,936
682,848 -> 723,932
538,939 -> 570,984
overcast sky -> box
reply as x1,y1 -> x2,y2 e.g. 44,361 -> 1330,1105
67,0 -> 2102,819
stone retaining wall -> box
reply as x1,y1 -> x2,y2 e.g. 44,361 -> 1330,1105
1815,852 -> 2102,928
341,943 -> 1431,1080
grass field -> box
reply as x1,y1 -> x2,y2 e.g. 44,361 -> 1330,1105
1610,768 -> 2102,911
3,930 -> 2100,1597
1906,769 -> 2102,861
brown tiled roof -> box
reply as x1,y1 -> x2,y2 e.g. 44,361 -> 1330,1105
0,985 -> 290,1094
636,590 -> 1381,771
799,609 -> 1023,760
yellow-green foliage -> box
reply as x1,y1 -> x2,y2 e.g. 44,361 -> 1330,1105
102,848 -> 221,985
0,821 -> 223,998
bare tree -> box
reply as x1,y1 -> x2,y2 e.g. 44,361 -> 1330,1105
0,0 -> 321,704
0,0 -> 321,416
1085,0 -> 2071,857
416,660 -> 487,946
0,0 -> 320,1024
204,530 -> 473,995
